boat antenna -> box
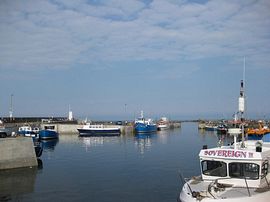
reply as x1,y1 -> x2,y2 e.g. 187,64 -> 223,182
239,57 -> 246,146
243,57 -> 246,89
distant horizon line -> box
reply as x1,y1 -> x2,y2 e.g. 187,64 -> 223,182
1,114 -> 269,121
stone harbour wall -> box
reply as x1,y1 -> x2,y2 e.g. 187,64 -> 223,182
0,137 -> 37,170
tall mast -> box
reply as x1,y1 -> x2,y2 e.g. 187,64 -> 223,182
239,58 -> 246,146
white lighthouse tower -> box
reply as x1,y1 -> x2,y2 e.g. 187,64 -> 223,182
68,105 -> 73,121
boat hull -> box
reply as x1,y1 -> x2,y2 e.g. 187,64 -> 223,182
157,124 -> 169,131
205,126 -> 217,131
18,131 -> 37,137
77,128 -> 121,136
39,130 -> 58,140
135,123 -> 157,133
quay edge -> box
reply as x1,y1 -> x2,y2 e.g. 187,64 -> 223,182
0,137 -> 38,170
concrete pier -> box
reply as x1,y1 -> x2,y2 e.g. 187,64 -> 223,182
0,137 -> 37,170
40,123 -> 80,133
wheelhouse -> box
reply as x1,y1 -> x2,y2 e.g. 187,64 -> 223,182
199,144 -> 270,188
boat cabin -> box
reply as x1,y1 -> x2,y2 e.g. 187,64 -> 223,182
199,141 -> 270,188
18,126 -> 32,132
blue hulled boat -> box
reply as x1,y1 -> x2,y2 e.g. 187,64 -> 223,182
39,125 -> 58,140
134,111 -> 157,134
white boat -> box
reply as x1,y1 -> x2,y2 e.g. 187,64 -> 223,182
18,125 -> 39,137
179,79 -> 270,201
157,117 -> 169,131
179,137 -> 270,201
77,123 -> 121,136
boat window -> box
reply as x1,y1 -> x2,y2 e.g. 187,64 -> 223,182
45,126 -> 55,130
261,160 -> 268,178
201,160 -> 227,177
229,163 -> 259,180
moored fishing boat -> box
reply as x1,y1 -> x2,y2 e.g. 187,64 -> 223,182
77,123 -> 121,136
247,121 -> 270,141
18,125 -> 39,137
134,111 -> 157,134
179,138 -> 270,202
39,125 -> 58,140
179,79 -> 270,201
157,117 -> 169,131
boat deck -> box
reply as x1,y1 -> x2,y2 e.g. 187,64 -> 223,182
186,174 -> 270,201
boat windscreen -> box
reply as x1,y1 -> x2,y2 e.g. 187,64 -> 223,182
201,160 -> 227,177
229,162 -> 259,180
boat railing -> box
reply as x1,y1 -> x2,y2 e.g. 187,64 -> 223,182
178,170 -> 194,195
180,175 -> 257,200
244,176 -> 251,197
260,174 -> 270,188
207,176 -> 259,197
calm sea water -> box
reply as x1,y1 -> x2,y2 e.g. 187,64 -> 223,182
0,123 -> 232,202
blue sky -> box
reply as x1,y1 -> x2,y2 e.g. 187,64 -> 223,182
0,0 -> 270,120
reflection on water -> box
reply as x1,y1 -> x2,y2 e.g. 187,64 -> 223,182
0,167 -> 38,200
134,134 -> 156,154
41,139 -> 59,151
198,128 -> 234,147
217,133 -> 234,147
1,123 -> 239,202
80,136 -> 120,152
156,128 -> 180,144
37,158 -> 43,170
81,137 -> 104,151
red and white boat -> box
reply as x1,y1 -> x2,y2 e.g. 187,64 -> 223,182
157,117 -> 169,131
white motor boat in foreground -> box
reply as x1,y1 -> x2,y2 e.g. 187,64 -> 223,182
179,79 -> 270,201
179,138 -> 270,202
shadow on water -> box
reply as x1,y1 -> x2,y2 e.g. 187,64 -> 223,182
37,158 -> 43,170
0,166 -> 39,201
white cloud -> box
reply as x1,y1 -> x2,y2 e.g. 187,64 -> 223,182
0,0 -> 269,71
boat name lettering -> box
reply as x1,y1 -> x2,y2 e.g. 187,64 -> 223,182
204,150 -> 254,158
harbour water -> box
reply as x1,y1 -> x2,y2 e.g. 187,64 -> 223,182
0,122 -> 233,202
